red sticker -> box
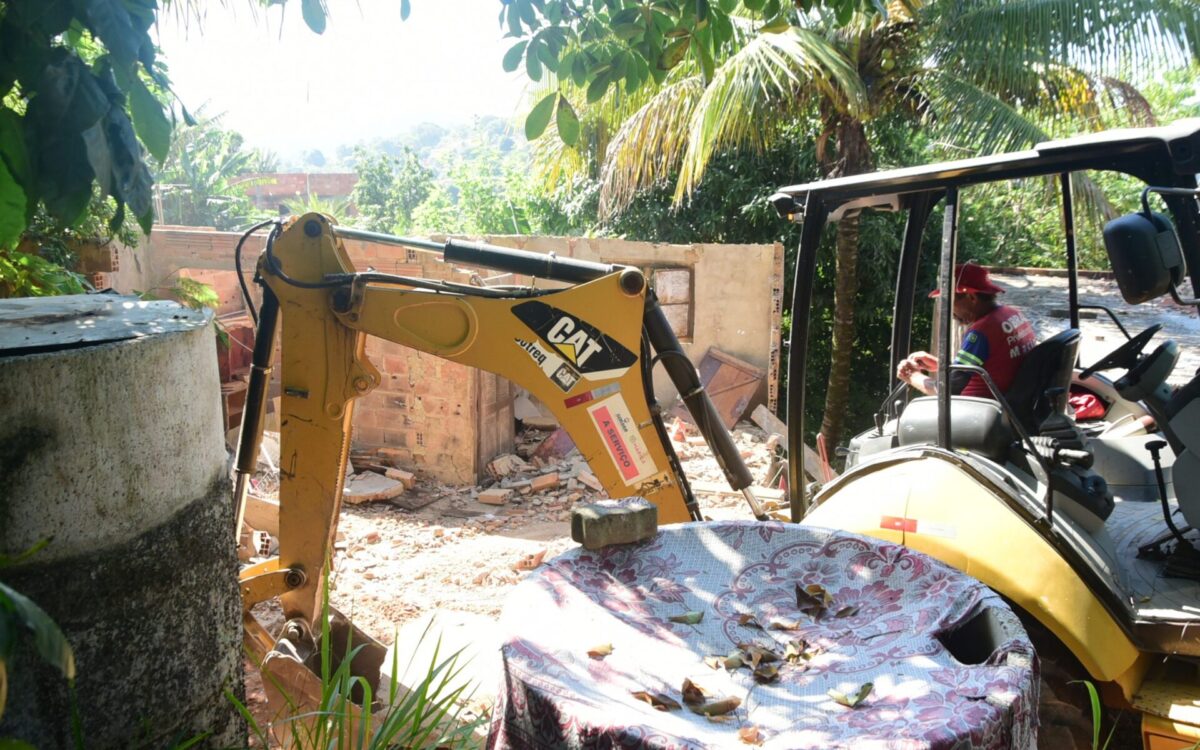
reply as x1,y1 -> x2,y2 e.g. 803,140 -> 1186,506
879,516 -> 917,532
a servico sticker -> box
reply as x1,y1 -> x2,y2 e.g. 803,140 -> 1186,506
512,301 -> 635,381
587,394 -> 656,485
515,338 -> 580,393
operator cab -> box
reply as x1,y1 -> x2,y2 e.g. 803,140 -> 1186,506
773,120 -> 1200,659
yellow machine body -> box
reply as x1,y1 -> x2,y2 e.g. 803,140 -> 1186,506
804,448 -> 1200,747
806,450 -> 1146,696
239,214 -> 693,634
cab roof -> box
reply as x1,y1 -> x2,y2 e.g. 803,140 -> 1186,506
773,119 -> 1200,220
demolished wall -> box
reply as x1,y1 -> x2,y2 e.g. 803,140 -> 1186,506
112,226 -> 781,484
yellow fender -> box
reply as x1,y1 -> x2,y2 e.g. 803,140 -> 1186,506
803,448 -> 1148,702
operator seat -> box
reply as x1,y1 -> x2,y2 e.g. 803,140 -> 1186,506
1003,328 -> 1081,435
895,330 -> 1081,459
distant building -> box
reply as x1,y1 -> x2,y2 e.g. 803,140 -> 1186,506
235,173 -> 359,213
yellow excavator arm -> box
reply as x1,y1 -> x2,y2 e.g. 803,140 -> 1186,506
234,213 -> 763,652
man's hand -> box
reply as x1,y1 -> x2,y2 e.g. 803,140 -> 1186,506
908,351 -> 938,372
897,351 -> 937,396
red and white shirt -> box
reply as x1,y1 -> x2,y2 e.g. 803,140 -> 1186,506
955,305 -> 1037,397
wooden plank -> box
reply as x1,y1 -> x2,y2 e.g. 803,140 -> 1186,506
694,348 -> 766,428
690,481 -> 786,502
244,494 -> 279,536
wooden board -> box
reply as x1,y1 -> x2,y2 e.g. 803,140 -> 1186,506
695,348 -> 766,429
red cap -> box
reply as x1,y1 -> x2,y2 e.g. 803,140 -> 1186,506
929,263 -> 1004,297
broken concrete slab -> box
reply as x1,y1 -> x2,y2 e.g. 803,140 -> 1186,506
343,472 -> 406,505
391,493 -> 440,512
576,470 -> 603,492
488,453 -> 534,479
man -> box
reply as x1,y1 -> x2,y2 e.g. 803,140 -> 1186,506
897,263 -> 1036,397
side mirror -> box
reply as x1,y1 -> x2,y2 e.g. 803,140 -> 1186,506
1103,205 -> 1186,304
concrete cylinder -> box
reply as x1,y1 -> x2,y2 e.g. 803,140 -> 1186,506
0,295 -> 243,748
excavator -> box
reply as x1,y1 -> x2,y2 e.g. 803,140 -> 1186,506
233,120 -> 1200,747
230,213 -> 772,735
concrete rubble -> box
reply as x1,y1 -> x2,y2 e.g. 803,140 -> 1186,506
233,414 -> 791,733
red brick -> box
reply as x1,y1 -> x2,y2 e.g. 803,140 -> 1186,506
531,472 -> 560,494
477,484 -> 511,504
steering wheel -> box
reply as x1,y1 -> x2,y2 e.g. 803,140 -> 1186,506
1079,323 -> 1162,379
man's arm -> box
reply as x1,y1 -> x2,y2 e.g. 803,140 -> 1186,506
897,349 -> 975,396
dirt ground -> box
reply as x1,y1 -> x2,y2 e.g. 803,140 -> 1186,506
239,422 -> 777,743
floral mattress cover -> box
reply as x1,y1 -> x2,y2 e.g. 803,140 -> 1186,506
488,521 -> 1038,749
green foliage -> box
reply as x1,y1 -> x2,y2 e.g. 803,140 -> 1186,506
280,191 -> 351,220
0,248 -> 89,297
0,0 -> 175,249
0,542 -> 76,722
232,569 -> 483,748
409,140 -> 553,237
502,0 -> 880,144
349,147 -> 434,234
154,111 -> 274,230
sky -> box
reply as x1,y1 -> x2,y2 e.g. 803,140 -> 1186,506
154,0 -> 531,159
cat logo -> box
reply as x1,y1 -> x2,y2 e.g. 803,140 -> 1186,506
546,316 -> 603,367
511,301 -> 636,381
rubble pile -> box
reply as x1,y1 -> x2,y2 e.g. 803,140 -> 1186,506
232,418 -> 787,641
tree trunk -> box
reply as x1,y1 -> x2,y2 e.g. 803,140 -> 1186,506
818,118 -> 873,454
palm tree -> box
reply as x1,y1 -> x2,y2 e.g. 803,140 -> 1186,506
532,0 -> 1199,450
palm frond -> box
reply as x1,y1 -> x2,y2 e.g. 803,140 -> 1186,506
919,68 -> 1118,224
917,68 -> 1062,155
926,0 -> 1200,89
596,77 -> 706,217
671,29 -> 865,205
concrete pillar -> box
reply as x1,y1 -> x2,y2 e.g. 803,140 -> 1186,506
0,295 -> 243,748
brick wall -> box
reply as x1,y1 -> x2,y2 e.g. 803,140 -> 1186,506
118,226 -> 780,484
237,173 -> 359,211
339,239 -> 515,484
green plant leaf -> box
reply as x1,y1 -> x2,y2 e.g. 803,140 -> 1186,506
829,682 -> 873,708
0,539 -> 51,570
0,738 -> 38,750
301,0 -> 327,34
0,582 -> 75,680
1070,680 -> 1103,750
743,0 -> 766,11
760,14 -> 790,33
0,158 -> 26,250
555,97 -> 580,146
587,73 -> 610,102
525,93 -> 557,140
668,611 -> 704,624
660,37 -> 690,70
0,111 -> 31,191
128,76 -> 171,163
526,45 -> 544,81
84,0 -> 142,67
400,0 -> 411,21
503,40 -> 529,72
